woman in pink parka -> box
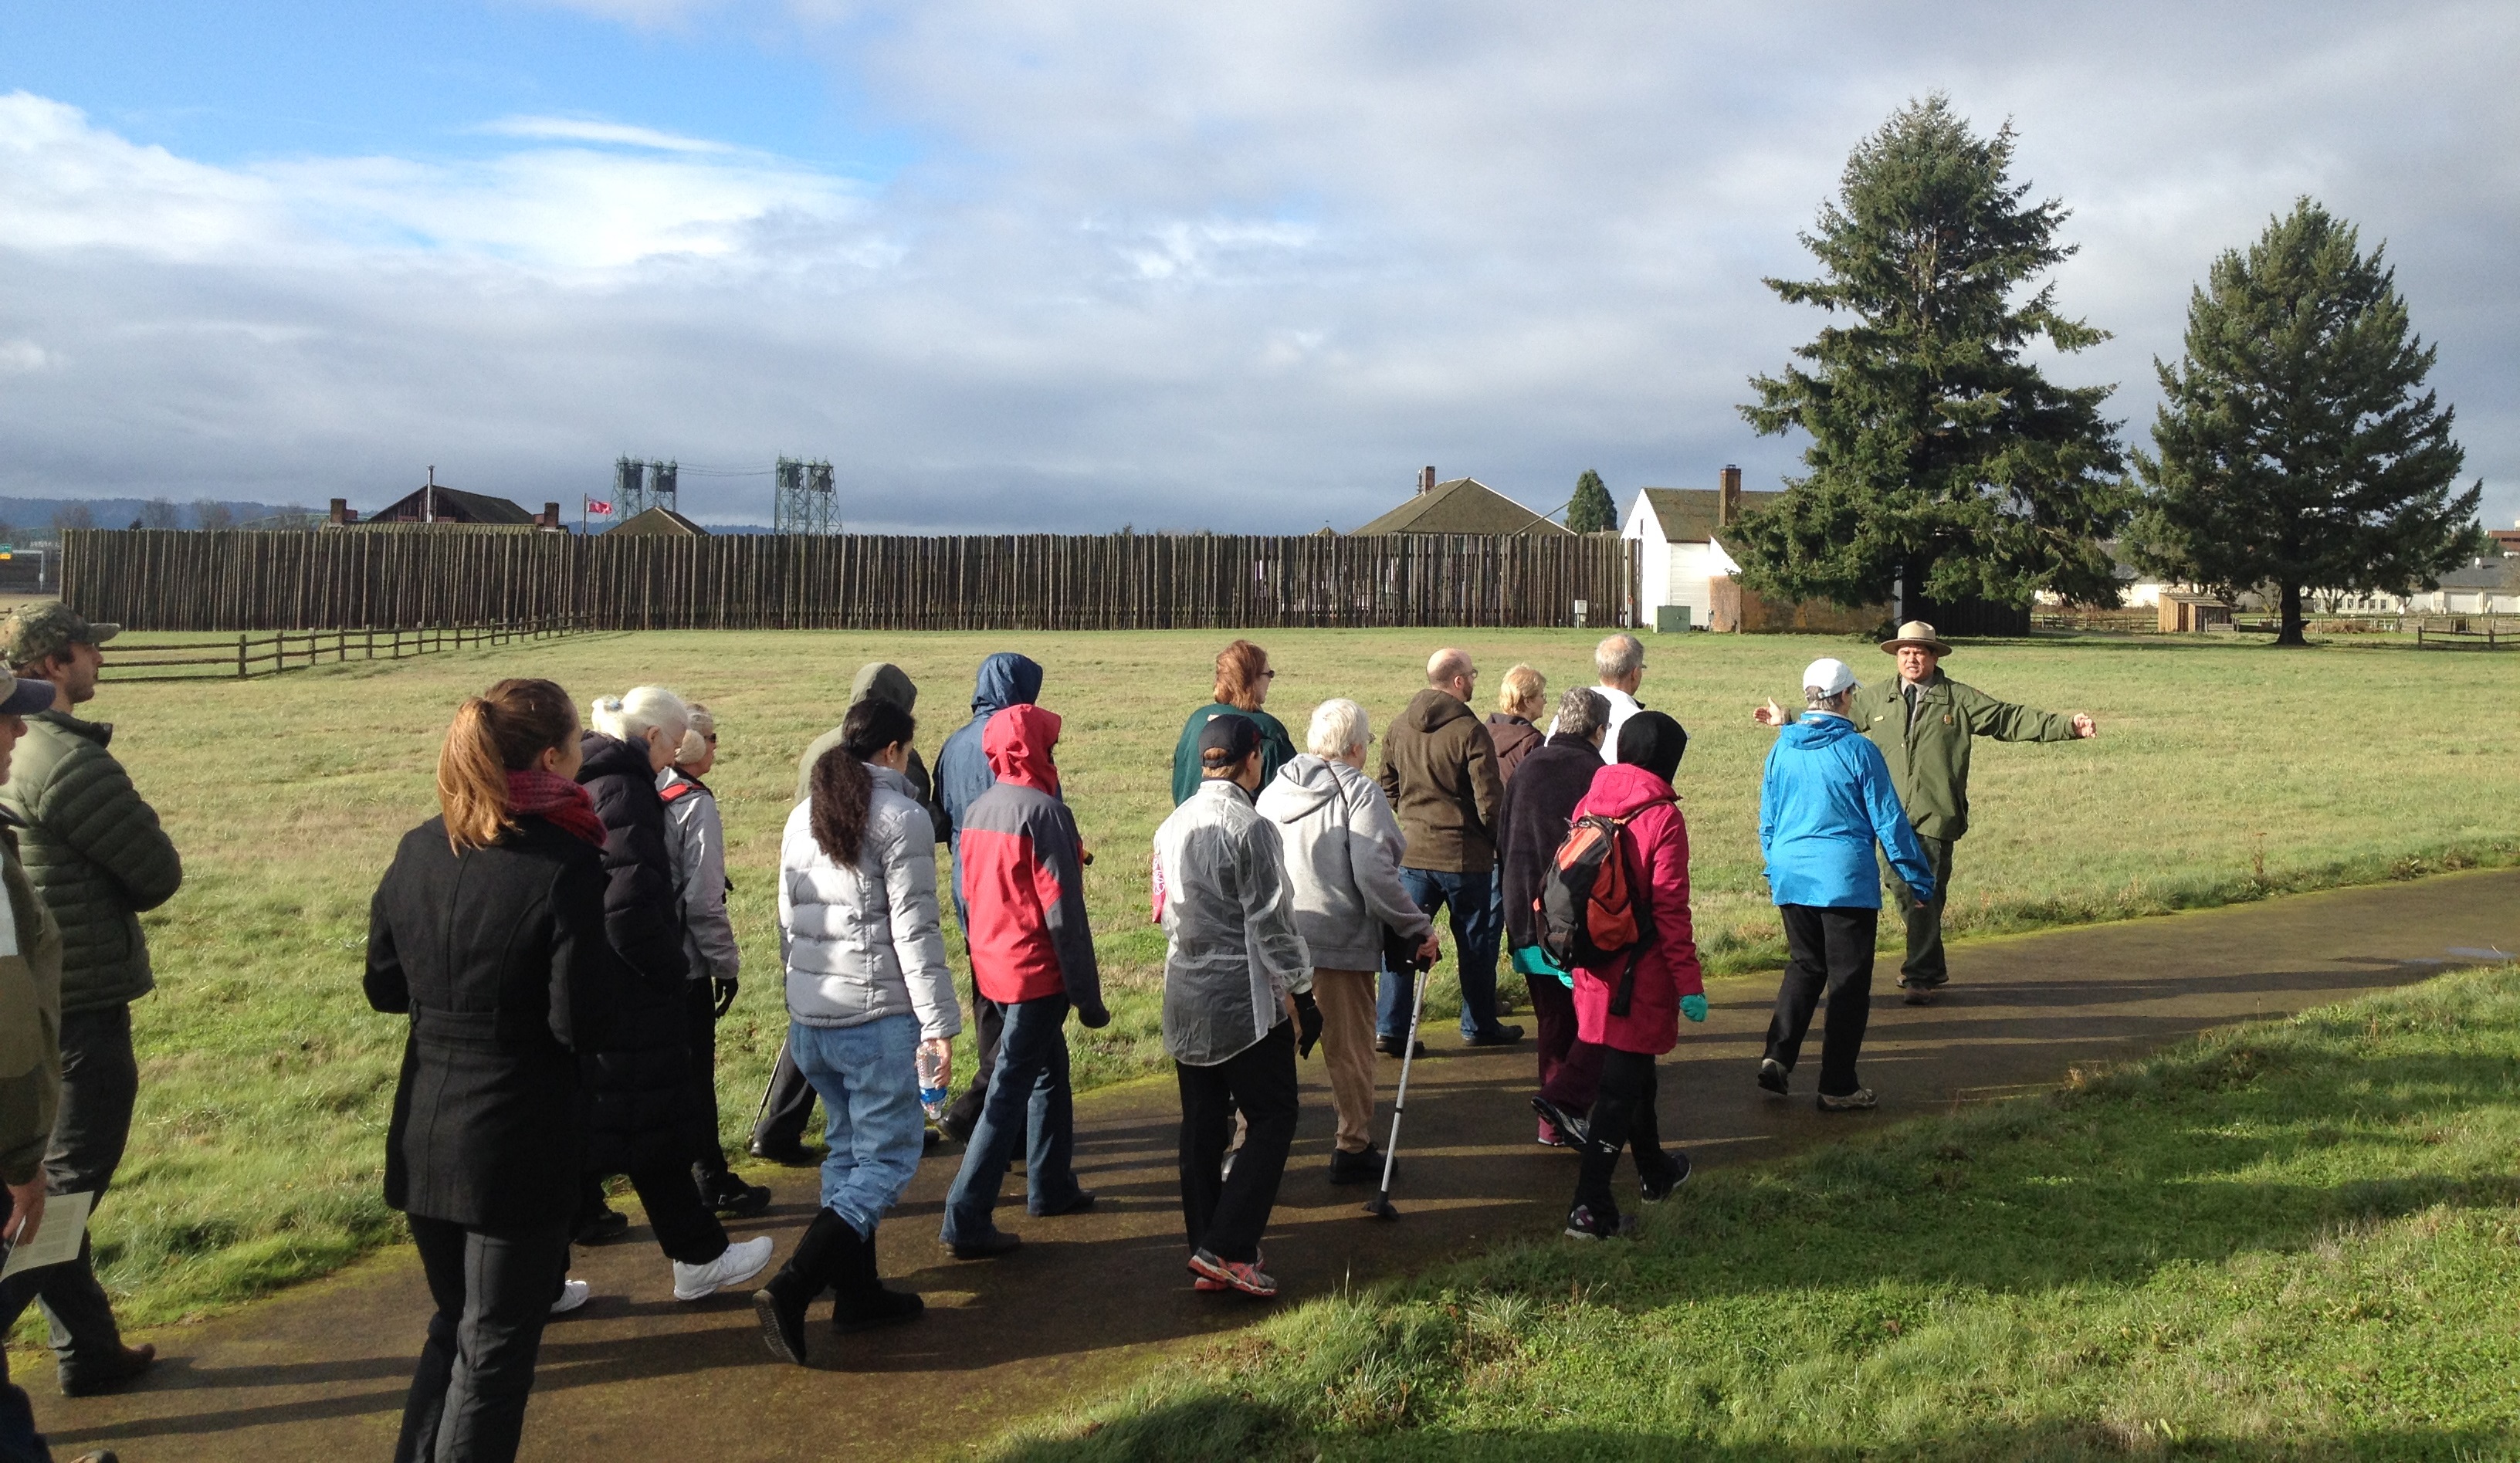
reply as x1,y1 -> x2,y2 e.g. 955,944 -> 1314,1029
1564,710 -> 1706,1239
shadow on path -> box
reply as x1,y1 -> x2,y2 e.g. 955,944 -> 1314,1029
33,869 -> 2520,1462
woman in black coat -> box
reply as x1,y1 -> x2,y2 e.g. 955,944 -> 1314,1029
366,677 -> 614,1463
574,687 -> 772,1301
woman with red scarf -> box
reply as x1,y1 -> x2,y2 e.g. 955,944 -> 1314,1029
365,678 -> 616,1463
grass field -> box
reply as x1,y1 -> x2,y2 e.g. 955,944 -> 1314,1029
993,961 -> 2520,1461
17,625 -> 2520,1339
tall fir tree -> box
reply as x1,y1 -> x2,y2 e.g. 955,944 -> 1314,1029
1733,96 -> 2125,618
2129,199 -> 2481,646
1566,469 -> 1617,533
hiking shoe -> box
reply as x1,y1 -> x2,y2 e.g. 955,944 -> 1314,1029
1901,980 -> 1942,1007
1529,1096 -> 1590,1149
672,1234 -> 775,1300
1817,1088 -> 1878,1112
1374,1035 -> 1427,1058
1187,1248 -> 1277,1298
574,1206 -> 630,1246
548,1278 -> 591,1316
56,1343 -> 154,1397
754,1286 -> 810,1366
698,1170 -> 773,1219
1329,1146 -> 1388,1184
1563,1205 -> 1638,1241
1536,1117 -> 1574,1147
1463,1024 -> 1526,1048
1638,1153 -> 1692,1203
1756,1058 -> 1790,1097
1031,1189 -> 1096,1217
947,1229 -> 1021,1261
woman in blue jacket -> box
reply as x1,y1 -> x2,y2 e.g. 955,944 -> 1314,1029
1756,659 -> 1936,1111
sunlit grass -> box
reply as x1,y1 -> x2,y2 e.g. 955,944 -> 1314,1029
22,626 -> 2520,1333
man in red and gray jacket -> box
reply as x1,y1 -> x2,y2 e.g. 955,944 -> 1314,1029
937,703 -> 1109,1259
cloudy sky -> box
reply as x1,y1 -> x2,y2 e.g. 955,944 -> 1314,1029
1,1 -> 2512,532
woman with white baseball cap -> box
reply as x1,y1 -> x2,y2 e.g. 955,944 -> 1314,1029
1753,658 -> 1937,1111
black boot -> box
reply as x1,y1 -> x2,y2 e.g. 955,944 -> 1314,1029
754,1208 -> 854,1366
831,1221 -> 925,1333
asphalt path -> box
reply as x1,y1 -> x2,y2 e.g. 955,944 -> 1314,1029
29,869 -> 2520,1461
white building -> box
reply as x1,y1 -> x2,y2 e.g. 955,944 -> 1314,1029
2406,557 -> 2520,615
1621,467 -> 1780,631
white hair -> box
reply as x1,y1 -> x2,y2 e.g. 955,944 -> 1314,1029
591,685 -> 689,747
1594,633 -> 1644,680
675,703 -> 714,764
1307,698 -> 1373,757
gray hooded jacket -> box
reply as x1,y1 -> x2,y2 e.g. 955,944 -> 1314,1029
1153,779 -> 1312,1067
1253,755 -> 1429,973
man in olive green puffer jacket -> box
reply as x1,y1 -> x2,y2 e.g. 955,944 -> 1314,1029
0,601 -> 178,1398
1757,621 -> 2096,1006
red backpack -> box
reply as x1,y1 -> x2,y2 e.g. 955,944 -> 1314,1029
1538,804 -> 1662,1016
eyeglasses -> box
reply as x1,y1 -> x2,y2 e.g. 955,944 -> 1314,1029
1261,669 -> 1277,679
703,733 -> 718,744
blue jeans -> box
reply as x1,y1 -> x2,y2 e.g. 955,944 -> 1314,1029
788,1013 -> 926,1239
942,994 -> 1081,1243
1381,866 -> 1506,1041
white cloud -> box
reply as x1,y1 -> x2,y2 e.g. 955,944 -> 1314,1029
1,4 -> 2514,531
0,341 -> 51,374
477,116 -> 742,154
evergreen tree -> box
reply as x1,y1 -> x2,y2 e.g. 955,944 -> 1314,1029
1566,469 -> 1617,533
1733,96 -> 2125,615
2129,199 -> 2481,646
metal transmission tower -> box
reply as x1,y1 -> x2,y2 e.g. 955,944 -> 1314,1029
773,457 -> 838,534
611,458 -> 681,520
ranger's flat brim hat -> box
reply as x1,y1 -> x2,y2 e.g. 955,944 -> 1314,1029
1879,620 -> 1953,656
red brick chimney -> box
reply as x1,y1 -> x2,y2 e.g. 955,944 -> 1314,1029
537,501 -> 561,530
1719,464 -> 1742,527
1419,466 -> 1437,496
328,498 -> 354,526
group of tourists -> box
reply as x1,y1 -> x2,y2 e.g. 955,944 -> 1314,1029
0,595 -> 2096,1463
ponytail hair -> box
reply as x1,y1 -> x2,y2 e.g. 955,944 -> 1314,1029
439,678 -> 578,851
839,698 -> 914,761
589,685 -> 689,750
809,743 -> 874,867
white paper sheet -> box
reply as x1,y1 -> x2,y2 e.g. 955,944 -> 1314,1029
1,1189 -> 92,1278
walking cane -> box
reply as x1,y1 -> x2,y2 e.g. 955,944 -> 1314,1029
1363,952 -> 1434,1221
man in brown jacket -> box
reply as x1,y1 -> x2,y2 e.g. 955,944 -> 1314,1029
1377,649 -> 1519,1050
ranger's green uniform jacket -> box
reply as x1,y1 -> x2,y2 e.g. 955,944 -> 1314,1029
0,711 -> 183,1015
0,812 -> 66,1187
1825,672 -> 2079,842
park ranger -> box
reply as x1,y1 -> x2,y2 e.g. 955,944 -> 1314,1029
1755,620 -> 2095,1004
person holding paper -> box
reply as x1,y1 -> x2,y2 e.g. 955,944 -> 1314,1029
0,672 -> 119,1463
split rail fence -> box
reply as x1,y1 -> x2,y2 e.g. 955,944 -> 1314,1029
99,618 -> 588,683
60,528 -> 1634,632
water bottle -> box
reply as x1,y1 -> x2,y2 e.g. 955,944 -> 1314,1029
916,1043 -> 950,1120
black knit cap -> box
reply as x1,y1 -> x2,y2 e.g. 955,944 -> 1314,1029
1197,711 -> 1262,769
1617,710 -> 1688,783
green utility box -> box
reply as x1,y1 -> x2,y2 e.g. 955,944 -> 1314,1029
1655,605 -> 1692,633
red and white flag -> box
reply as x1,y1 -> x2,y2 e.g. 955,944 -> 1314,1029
585,498 -> 613,516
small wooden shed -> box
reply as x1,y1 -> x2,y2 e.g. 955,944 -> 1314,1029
2159,591 -> 2232,633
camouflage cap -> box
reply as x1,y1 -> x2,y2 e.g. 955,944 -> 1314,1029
2,601 -> 119,669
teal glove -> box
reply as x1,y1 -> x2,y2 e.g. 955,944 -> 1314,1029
1680,994 -> 1709,1024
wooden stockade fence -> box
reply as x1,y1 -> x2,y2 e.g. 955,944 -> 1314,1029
61,528 -> 1636,632
99,618 -> 588,683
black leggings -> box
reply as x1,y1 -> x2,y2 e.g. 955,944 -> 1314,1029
396,1216 -> 570,1463
1570,1048 -> 1667,1223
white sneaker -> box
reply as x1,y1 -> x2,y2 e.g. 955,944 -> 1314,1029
549,1278 -> 591,1316
672,1234 -> 775,1301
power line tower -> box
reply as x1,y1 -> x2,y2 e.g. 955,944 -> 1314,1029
773,456 -> 838,535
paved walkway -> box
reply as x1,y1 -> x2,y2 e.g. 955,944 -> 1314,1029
29,870 -> 2520,1461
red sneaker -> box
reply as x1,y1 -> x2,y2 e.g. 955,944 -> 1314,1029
1187,1248 -> 1278,1297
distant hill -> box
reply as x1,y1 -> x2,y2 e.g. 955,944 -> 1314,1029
0,496 -> 310,537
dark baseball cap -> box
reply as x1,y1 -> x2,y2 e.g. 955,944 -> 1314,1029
1196,712 -> 1262,768
2,601 -> 118,669
0,678 -> 56,716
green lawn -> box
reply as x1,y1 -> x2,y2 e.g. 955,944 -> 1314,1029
19,626 -> 2520,1335
993,962 -> 2520,1461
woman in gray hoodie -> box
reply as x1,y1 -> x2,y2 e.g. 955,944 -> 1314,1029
1255,699 -> 1436,1183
